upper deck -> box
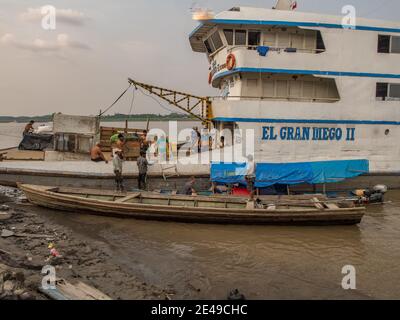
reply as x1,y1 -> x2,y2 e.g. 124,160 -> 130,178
190,7 -> 400,88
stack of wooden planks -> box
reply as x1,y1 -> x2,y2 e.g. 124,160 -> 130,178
100,126 -> 144,160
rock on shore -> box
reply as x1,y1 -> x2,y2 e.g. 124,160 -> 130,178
0,185 -> 173,300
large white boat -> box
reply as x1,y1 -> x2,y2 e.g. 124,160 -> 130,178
189,3 -> 400,175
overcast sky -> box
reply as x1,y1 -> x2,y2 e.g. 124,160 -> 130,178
0,0 -> 399,116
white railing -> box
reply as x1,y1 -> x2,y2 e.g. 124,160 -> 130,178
210,96 -> 340,103
209,44 -> 325,59
227,45 -> 326,54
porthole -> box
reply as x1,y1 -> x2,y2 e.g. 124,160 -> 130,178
385,129 -> 390,136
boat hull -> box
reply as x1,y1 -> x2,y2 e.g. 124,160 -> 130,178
19,184 -> 365,226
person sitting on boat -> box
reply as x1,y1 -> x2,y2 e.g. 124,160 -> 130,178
113,150 -> 124,192
137,151 -> 151,190
210,182 -> 227,194
182,176 -> 197,196
90,143 -> 108,163
23,120 -> 35,136
245,154 -> 256,201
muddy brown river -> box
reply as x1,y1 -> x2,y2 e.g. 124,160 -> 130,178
32,191 -> 400,299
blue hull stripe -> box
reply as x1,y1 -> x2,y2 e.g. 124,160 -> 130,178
213,117 -> 400,126
213,67 -> 400,81
208,19 -> 400,34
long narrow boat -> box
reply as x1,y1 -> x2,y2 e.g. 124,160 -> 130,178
18,184 -> 365,225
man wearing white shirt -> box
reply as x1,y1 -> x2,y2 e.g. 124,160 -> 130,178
245,154 -> 256,200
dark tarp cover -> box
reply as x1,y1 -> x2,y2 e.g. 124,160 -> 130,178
18,133 -> 54,151
211,160 -> 369,187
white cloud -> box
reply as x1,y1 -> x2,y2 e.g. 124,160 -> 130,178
20,7 -> 86,26
1,33 -> 90,52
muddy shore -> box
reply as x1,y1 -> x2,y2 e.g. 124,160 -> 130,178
0,185 -> 172,300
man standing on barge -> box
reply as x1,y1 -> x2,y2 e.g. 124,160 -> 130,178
245,154 -> 256,201
137,151 -> 150,190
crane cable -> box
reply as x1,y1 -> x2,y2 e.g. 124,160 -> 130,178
127,87 -> 135,119
99,83 -> 132,117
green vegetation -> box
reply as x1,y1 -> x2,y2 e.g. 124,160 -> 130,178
102,113 -> 195,121
0,113 -> 194,123
0,115 -> 53,123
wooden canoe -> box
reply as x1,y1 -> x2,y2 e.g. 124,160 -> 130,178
18,184 -> 365,225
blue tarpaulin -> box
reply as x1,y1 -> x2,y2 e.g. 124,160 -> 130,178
210,162 -> 247,185
210,160 -> 369,187
257,46 -> 270,56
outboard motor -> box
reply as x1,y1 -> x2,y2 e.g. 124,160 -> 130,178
353,185 -> 387,204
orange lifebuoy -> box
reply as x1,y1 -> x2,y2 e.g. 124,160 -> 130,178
208,72 -> 213,84
226,53 -> 236,71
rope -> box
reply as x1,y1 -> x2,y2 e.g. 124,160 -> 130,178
128,88 -> 135,118
99,84 -> 132,116
125,88 -> 136,128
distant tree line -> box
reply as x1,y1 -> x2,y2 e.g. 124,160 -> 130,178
0,112 -> 194,123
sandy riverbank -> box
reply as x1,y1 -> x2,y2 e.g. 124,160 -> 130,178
0,186 -> 172,300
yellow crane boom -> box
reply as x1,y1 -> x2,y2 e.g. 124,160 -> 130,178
128,78 -> 212,126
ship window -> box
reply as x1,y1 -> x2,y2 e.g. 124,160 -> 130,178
289,80 -> 302,97
391,36 -> 400,53
277,33 -> 290,47
376,83 -> 389,100
204,39 -> 213,54
235,30 -> 247,45
389,84 -> 400,99
375,83 -> 400,100
276,80 -> 288,97
327,81 -> 339,98
290,34 -> 304,49
302,81 -> 315,98
211,31 -> 223,51
262,79 -> 275,97
378,35 -> 391,53
315,81 -> 327,98
248,31 -> 261,46
263,32 -> 276,47
246,79 -> 259,97
304,31 -> 317,51
316,32 -> 326,51
223,29 -> 234,45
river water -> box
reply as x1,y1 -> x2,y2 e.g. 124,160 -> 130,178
2,122 -> 400,299
36,192 -> 400,300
